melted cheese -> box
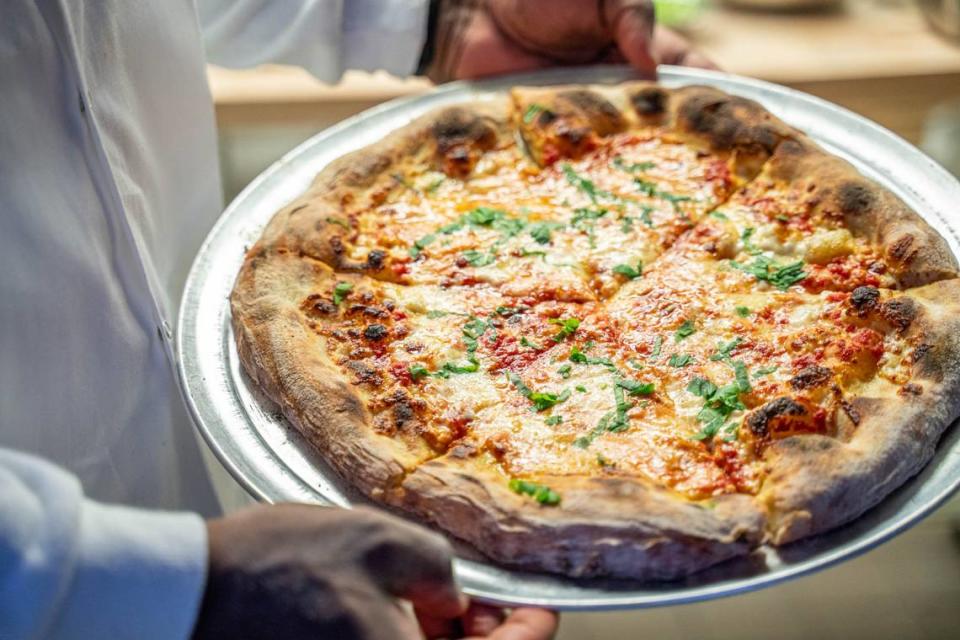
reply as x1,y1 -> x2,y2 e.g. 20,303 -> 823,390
295,123 -> 919,502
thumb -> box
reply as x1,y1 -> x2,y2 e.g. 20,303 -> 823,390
605,0 -> 659,78
360,511 -> 467,618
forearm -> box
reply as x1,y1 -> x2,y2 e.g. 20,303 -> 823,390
0,449 -> 207,640
196,0 -> 430,83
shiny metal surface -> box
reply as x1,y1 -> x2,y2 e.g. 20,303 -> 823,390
177,66 -> 960,610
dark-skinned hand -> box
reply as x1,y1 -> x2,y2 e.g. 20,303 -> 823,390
191,505 -> 557,640
422,0 -> 717,83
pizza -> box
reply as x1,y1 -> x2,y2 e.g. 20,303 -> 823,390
230,82 -> 960,580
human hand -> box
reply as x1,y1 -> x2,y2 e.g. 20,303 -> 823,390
420,0 -> 717,83
419,601 -> 559,640
191,504 -> 466,640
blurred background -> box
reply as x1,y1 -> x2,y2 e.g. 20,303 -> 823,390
207,0 -> 960,637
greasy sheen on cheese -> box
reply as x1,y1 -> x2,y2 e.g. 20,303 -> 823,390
297,106 -> 921,504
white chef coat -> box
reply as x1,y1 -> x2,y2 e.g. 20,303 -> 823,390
0,1 -> 427,638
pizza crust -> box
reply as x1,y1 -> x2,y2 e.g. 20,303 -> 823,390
230,81 -> 960,580
761,280 -> 960,543
399,456 -> 764,580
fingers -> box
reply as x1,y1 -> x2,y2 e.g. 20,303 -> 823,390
468,608 -> 559,640
651,26 -> 720,71
356,509 -> 467,619
462,603 -> 507,636
605,0 -> 658,78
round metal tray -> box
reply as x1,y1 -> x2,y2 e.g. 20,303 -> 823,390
178,65 -> 960,610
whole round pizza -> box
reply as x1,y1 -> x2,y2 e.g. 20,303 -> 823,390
230,82 -> 960,581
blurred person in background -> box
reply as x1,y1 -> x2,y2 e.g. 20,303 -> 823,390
0,1 -> 710,638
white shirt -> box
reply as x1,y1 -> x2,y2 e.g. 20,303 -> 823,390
0,1 -> 427,637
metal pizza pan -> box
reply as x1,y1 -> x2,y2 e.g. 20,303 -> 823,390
177,65 -> 960,610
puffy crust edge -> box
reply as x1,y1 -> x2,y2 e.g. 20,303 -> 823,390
232,251 -> 768,580
399,456 -> 765,581
761,278 -> 960,544
230,251 -> 427,497
230,82 -> 960,579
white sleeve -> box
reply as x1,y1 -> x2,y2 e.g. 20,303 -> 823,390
196,0 -> 430,82
0,449 -> 207,640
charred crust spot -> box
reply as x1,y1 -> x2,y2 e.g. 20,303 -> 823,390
840,398 -> 861,426
365,250 -> 386,270
850,285 -> 880,314
345,360 -> 382,386
912,343 -> 933,363
888,233 -> 917,264
679,95 -> 780,154
536,109 -> 557,125
630,87 -> 667,116
747,397 -> 807,437
301,294 -> 336,316
393,399 -> 415,428
289,204 -> 308,215
432,108 -> 497,153
363,324 -> 388,341
775,139 -> 806,160
880,297 -> 917,332
899,382 -> 924,397
556,89 -> 625,135
789,366 -> 833,390
347,304 -> 387,318
837,182 -> 874,216
329,236 -> 345,255
555,123 -> 590,146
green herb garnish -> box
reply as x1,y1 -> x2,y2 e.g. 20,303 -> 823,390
528,221 -> 563,245
507,372 -> 570,411
741,227 -> 763,256
520,336 -> 543,350
326,216 -> 350,229
462,249 -> 497,267
332,282 -> 352,305
509,478 -> 561,506
709,337 -> 743,362
731,256 -> 807,290
567,346 -> 616,371
651,335 -> 663,358
612,260 -> 643,280
640,207 -> 654,228
550,317 -> 581,342
616,379 -> 655,396
408,364 -> 429,381
735,306 -> 751,318
674,319 -> 696,341
686,375 -> 747,441
612,156 -> 656,174
668,353 -> 694,367
523,103 -> 550,124
545,415 -> 563,426
409,233 -> 436,257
